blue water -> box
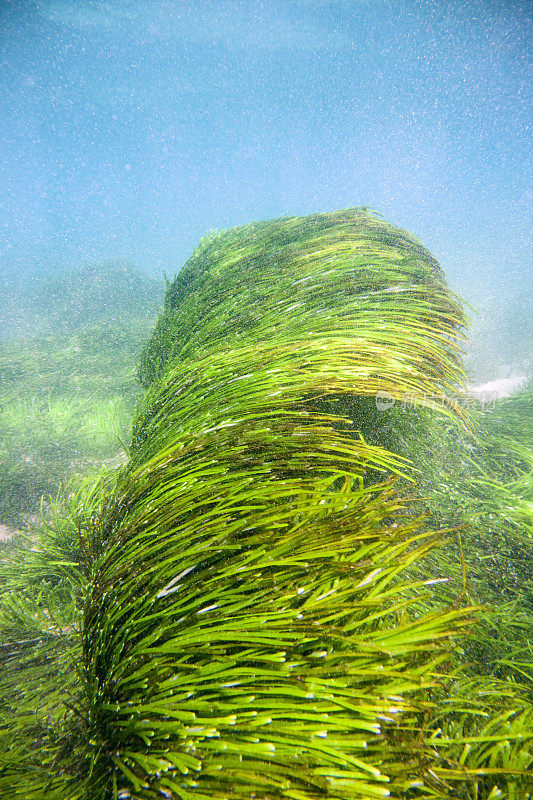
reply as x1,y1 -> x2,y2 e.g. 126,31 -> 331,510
0,1 -> 530,310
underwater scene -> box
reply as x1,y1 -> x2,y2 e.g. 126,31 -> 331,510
0,3 -> 531,799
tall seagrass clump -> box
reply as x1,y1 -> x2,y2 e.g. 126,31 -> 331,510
80,208 -> 476,799
6,208 -> 529,799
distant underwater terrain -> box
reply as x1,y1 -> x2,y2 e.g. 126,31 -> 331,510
0,208 -> 531,799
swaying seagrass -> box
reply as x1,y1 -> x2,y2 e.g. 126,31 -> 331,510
2,209 -> 529,799
83,208 -> 470,799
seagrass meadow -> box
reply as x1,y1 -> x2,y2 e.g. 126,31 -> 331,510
0,208 -> 531,799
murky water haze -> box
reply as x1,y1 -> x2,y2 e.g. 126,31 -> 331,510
1,0 -> 530,379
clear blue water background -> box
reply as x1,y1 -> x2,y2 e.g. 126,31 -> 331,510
0,0 -> 530,304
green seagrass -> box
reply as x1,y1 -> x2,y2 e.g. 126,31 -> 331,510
1,209 -> 530,799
